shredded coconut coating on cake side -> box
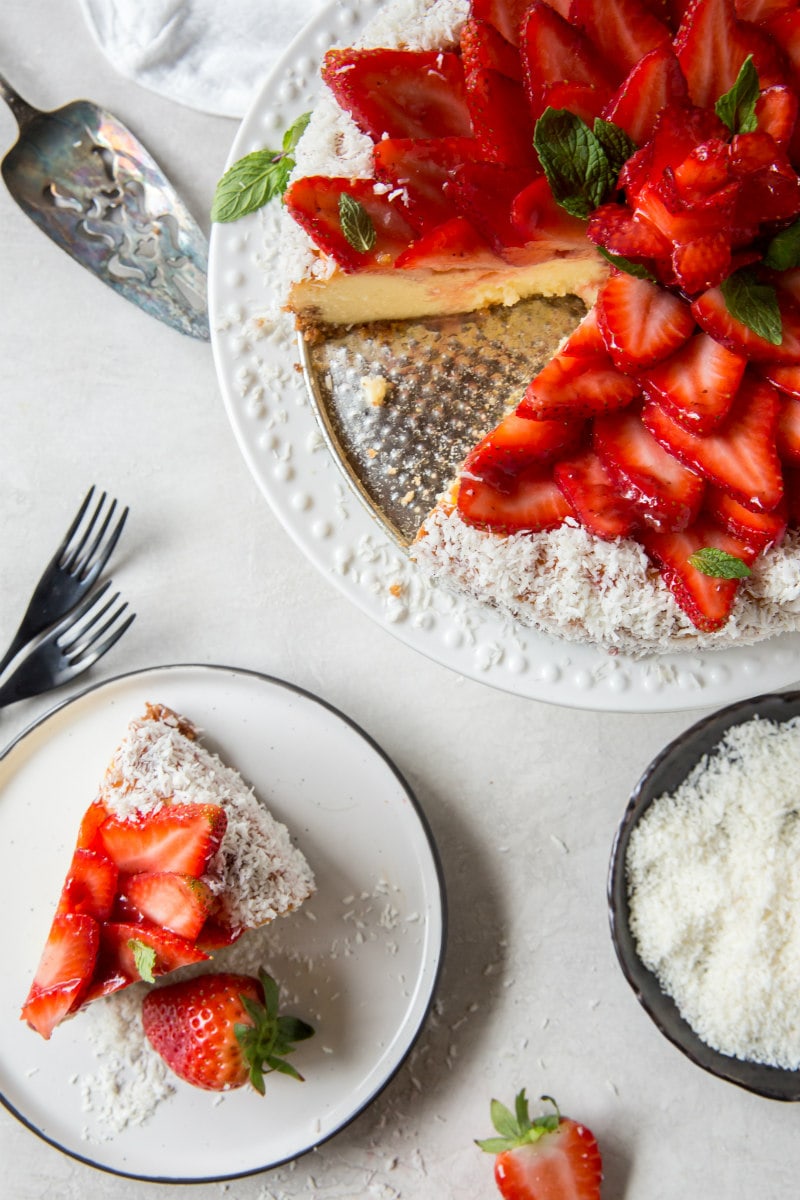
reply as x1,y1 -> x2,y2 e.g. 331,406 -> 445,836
414,506 -> 800,657
101,705 -> 315,931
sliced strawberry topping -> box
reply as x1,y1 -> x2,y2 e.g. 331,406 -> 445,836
755,85 -> 799,147
537,79 -> 614,125
457,463 -> 576,532
761,361 -> 800,397
594,405 -> 706,529
372,137 -> 487,235
597,272 -> 696,372
641,331 -> 746,432
471,0 -> 546,44
509,175 -> 591,249
777,393 -> 800,462
602,44 -> 691,143
76,799 -> 111,849
118,872 -> 213,941
641,519 -> 757,628
518,347 -> 641,419
643,376 -> 784,510
21,913 -> 99,1039
692,284 -> 800,361
588,203 -> 671,260
97,803 -> 227,876
519,2 -> 618,119
196,919 -> 245,950
393,217 -> 501,270
705,486 -> 789,548
571,0 -> 672,76
675,0 -> 787,107
56,849 -> 118,922
463,411 -> 585,485
463,67 -> 538,166
284,176 -> 418,273
461,16 -> 524,80
100,922 -> 208,982
447,163 -> 536,250
554,449 -> 640,538
321,49 -> 473,140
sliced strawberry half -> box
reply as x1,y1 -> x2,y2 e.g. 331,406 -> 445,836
447,163 -> 536,250
96,803 -> 227,876
519,2 -> 618,115
461,16 -> 524,81
640,330 -> 747,432
393,217 -> 501,270
320,49 -> 473,140
55,849 -> 118,922
571,0 -> 672,76
76,799 -> 111,850
509,174 -> 591,250
372,136 -> 488,235
554,450 -> 640,538
518,347 -> 641,420
755,85 -> 799,148
641,518 -> 757,629
100,921 -> 209,984
463,67 -> 538,166
675,0 -> 787,107
691,283 -> 800,362
594,405 -> 706,529
761,361 -> 800,397
777,394 -> 800,462
118,872 -> 213,941
471,0 -> 546,44
284,176 -> 418,273
456,462 -> 575,532
643,376 -> 784,511
705,486 -> 789,548
21,913 -> 99,1039
588,203 -> 671,260
462,411 -> 585,486
602,44 -> 691,144
596,272 -> 696,372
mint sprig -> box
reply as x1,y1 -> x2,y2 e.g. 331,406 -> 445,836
720,268 -> 782,345
715,55 -> 760,135
688,547 -> 752,579
598,247 -> 656,280
211,112 -> 311,222
764,219 -> 800,271
338,192 -> 377,253
533,109 -> 636,220
128,938 -> 157,984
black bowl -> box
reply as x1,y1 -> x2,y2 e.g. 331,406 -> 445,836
608,689 -> 800,1101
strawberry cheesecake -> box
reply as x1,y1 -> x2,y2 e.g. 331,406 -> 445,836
21,704 -> 315,1039
281,0 -> 800,654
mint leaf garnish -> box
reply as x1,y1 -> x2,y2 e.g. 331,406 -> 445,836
338,192 -> 376,253
688,547 -> 752,579
715,55 -> 759,135
598,247 -> 656,280
720,268 -> 782,344
534,109 -> 632,219
764,219 -> 800,270
592,118 -> 637,177
128,938 -> 157,983
211,112 -> 311,222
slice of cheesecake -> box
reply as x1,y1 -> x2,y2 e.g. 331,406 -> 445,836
21,705 -> 315,1039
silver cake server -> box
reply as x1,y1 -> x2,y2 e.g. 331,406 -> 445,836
0,72 -> 209,340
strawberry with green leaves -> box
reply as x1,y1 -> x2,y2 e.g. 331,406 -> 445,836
477,1091 -> 603,1200
142,967 -> 314,1093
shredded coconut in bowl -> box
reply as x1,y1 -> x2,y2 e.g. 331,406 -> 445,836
626,715 -> 800,1068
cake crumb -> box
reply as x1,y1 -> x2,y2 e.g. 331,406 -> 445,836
361,374 -> 390,406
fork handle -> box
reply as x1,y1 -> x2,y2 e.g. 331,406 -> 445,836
0,72 -> 42,131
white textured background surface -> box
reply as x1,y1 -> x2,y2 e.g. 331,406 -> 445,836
2,2 -> 800,1198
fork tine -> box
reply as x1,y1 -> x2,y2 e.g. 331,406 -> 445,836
61,489 -> 107,574
49,579 -> 112,639
68,610 -> 136,673
73,502 -> 129,585
63,594 -> 128,660
52,486 -> 96,569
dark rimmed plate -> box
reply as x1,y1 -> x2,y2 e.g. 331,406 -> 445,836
0,664 -> 446,1181
608,689 -> 800,1101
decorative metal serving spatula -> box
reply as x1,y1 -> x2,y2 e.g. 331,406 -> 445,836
0,72 -> 209,340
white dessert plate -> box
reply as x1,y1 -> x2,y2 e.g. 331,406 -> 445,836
0,664 -> 445,1182
208,0 -> 800,713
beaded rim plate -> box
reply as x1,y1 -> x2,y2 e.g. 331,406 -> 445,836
208,0 -> 800,713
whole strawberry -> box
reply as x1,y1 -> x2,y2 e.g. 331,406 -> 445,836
477,1091 -> 602,1200
142,967 -> 314,1093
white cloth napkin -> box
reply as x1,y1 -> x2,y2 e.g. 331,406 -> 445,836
78,0 -> 329,119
